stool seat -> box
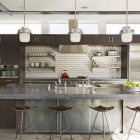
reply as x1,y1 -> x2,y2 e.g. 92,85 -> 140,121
11,105 -> 38,140
11,106 -> 37,112
49,105 -> 73,140
49,105 -> 73,112
89,105 -> 114,140
89,105 -> 114,112
126,106 -> 140,112
126,106 -> 140,140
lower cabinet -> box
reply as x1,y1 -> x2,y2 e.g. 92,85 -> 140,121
0,100 -> 16,128
25,99 -> 122,133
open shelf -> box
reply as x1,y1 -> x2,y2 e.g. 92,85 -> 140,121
27,55 -> 55,60
27,66 -> 55,71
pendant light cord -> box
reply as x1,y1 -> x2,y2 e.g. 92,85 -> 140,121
126,0 -> 128,27
74,0 -> 77,27
24,0 -> 25,27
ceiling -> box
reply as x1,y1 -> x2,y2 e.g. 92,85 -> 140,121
0,0 -> 140,23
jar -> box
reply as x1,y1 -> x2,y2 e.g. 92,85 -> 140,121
61,70 -> 69,78
96,52 -> 102,56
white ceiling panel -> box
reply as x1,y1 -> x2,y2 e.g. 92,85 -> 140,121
0,0 -> 140,11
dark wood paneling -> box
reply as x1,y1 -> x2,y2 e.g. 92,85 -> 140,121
0,100 -> 16,128
0,45 -> 19,64
132,35 -> 140,43
121,45 -> 128,79
92,35 -> 127,45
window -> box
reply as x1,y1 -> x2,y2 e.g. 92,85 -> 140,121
50,23 -> 97,34
0,24 -> 41,34
107,24 -> 140,34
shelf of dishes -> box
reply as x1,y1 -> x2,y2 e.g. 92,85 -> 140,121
0,65 -> 18,78
27,62 -> 55,71
27,51 -> 55,60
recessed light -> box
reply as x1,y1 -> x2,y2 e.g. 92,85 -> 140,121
81,6 -> 88,9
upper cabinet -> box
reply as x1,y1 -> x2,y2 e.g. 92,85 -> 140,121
92,35 -> 126,45
29,35 -> 58,45
0,35 -> 19,44
132,35 -> 140,43
0,35 -> 19,64
0,45 -> 19,64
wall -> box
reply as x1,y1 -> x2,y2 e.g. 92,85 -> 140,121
25,45 -> 121,79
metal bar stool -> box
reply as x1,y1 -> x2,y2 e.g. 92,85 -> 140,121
89,105 -> 114,140
11,105 -> 39,140
49,105 -> 73,140
126,106 -> 140,140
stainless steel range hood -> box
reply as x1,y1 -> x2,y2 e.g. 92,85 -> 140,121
59,45 -> 89,53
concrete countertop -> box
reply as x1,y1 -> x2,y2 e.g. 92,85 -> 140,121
0,83 -> 139,100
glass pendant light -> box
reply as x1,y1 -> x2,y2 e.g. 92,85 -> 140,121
18,0 -> 31,42
69,0 -> 83,42
120,0 -> 134,43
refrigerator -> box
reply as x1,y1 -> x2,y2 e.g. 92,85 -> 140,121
129,43 -> 140,82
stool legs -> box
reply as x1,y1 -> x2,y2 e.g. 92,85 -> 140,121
64,112 -> 73,140
59,112 -> 62,140
104,112 -> 112,139
28,112 -> 39,139
102,112 -> 105,140
49,112 -> 72,140
89,112 -> 99,140
15,111 -> 38,140
89,112 -> 112,140
127,111 -> 137,140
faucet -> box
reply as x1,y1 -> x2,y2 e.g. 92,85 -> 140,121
86,76 -> 90,85
58,76 -> 61,84
92,81 -> 96,94
55,81 -> 57,89
64,81 -> 67,93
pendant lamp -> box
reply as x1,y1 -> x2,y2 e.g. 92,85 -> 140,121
18,0 -> 31,42
120,0 -> 134,43
69,0 -> 83,42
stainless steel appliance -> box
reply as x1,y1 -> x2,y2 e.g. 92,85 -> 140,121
129,43 -> 140,82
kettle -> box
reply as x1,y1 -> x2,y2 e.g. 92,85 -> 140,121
61,70 -> 69,78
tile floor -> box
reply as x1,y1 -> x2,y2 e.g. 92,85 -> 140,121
0,129 -> 140,140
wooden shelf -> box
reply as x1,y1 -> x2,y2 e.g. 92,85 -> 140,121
92,67 -> 120,70
28,66 -> 55,71
27,55 -> 55,60
92,55 -> 120,60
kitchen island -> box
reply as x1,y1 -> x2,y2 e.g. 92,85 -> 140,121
0,83 -> 139,134
0,83 -> 139,99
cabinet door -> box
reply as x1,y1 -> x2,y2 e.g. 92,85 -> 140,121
29,35 -> 57,45
0,35 -> 19,44
0,45 -> 19,64
132,35 -> 140,43
93,35 -> 125,45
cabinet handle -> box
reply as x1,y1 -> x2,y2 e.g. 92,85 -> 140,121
111,37 -> 113,42
0,37 -> 1,43
108,37 -> 111,42
34,37 -> 37,42
6,80 -> 12,82
37,37 -> 39,42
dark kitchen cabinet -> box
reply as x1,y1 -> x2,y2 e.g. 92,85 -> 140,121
0,35 -> 19,44
29,35 -> 58,45
57,35 -> 93,45
92,35 -> 126,45
0,45 -> 19,64
132,35 -> 140,43
0,100 -> 16,128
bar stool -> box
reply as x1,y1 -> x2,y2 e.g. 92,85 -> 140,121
89,105 -> 114,140
49,105 -> 73,140
11,105 -> 39,140
126,106 -> 140,140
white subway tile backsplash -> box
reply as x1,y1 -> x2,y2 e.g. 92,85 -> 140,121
25,45 -> 121,79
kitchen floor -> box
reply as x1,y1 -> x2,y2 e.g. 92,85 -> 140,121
0,129 -> 140,140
